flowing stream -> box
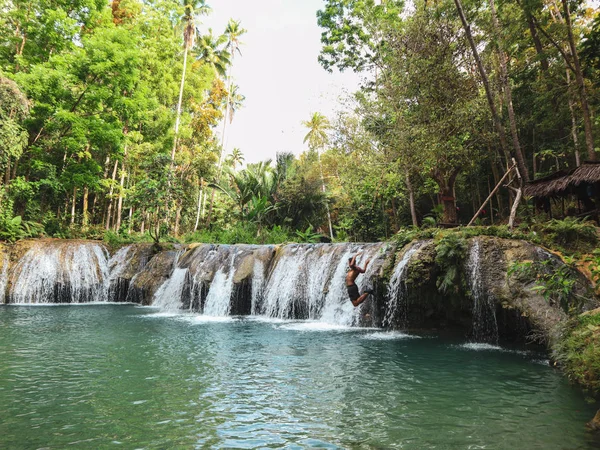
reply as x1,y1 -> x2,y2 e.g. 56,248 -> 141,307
0,305 -> 596,449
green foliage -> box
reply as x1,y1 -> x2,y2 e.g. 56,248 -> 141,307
0,215 -> 43,242
534,218 -> 598,254
508,259 -> 581,314
553,312 -> 600,394
294,226 -> 322,244
434,233 -> 467,294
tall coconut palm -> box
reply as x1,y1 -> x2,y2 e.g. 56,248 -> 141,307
206,21 -> 246,227
226,147 -> 244,169
219,20 -> 247,168
302,112 -> 333,240
171,0 -> 210,163
196,29 -> 231,77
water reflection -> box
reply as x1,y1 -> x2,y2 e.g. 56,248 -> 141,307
0,305 -> 597,449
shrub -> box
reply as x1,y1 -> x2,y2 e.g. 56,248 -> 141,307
553,311 -> 600,394
434,233 -> 467,294
537,217 -> 598,254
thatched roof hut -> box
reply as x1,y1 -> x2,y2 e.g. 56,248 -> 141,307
524,161 -> 600,199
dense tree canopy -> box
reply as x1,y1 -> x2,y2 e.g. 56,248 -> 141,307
0,0 -> 597,243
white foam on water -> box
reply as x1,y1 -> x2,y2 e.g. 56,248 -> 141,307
277,321 -> 355,332
531,359 -> 551,366
459,343 -> 504,351
362,331 -> 422,340
142,312 -> 184,318
244,315 -> 292,324
181,315 -> 236,324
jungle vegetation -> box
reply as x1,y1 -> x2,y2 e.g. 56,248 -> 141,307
0,0 -> 598,245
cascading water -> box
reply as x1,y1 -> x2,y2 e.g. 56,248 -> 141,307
107,245 -> 136,301
153,267 -> 188,311
261,245 -> 310,319
466,239 -> 499,343
9,242 -> 110,304
250,259 -> 265,315
203,254 -> 237,317
383,241 -> 426,328
319,244 -> 385,326
0,253 -> 9,304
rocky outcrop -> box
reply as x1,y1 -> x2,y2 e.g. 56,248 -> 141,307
0,237 -> 596,347
127,248 -> 182,305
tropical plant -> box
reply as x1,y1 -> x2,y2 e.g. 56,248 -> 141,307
434,234 -> 468,294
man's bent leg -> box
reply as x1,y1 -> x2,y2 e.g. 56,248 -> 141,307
352,293 -> 370,307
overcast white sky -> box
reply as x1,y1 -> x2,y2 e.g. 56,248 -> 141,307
203,0 -> 361,164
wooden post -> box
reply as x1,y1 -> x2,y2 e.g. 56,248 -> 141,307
468,163 -> 515,226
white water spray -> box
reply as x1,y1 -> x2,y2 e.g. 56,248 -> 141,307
384,241 -> 425,328
9,242 -> 110,304
467,239 -> 498,343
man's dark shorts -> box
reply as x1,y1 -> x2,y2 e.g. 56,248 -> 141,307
346,283 -> 360,302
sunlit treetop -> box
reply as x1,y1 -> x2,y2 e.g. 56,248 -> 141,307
317,0 -> 404,73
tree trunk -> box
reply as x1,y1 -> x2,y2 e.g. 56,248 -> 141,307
454,0 -> 511,167
174,205 -> 182,237
105,159 -> 119,230
490,0 -> 529,182
525,10 -> 549,72
434,169 -> 460,224
566,64 -> 582,167
71,186 -> 77,225
171,44 -> 189,163
115,159 -> 126,231
93,156 -> 111,217
406,173 -> 418,227
128,207 -> 133,234
82,186 -> 89,228
194,178 -> 203,232
561,0 -> 595,160
508,165 -> 523,229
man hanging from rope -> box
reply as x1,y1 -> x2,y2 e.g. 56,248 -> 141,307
346,254 -> 373,307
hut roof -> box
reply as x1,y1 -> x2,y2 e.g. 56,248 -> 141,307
524,161 -> 600,198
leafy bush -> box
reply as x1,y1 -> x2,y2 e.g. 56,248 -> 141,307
553,311 -> 600,394
508,259 -> 581,314
434,233 -> 467,294
537,217 -> 598,254
0,215 -> 43,242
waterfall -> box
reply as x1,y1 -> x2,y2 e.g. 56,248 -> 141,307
0,252 -> 9,303
319,244 -> 384,326
9,242 -> 109,304
203,254 -> 237,317
153,267 -> 188,311
384,241 -> 425,328
108,245 -> 135,302
250,259 -> 265,315
467,239 -> 498,343
261,245 -> 310,319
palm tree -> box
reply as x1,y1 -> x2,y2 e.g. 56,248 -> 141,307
206,20 -> 246,227
219,20 -> 247,167
226,147 -> 244,169
302,112 -> 333,240
196,30 -> 231,77
171,0 -> 210,163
